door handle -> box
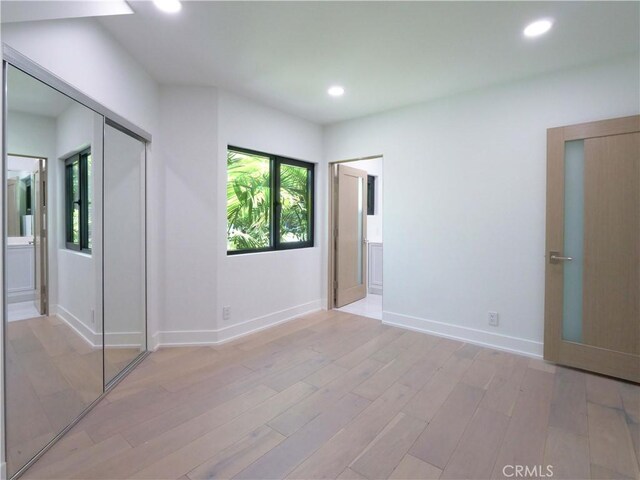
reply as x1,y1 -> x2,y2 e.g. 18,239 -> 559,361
550,251 -> 573,264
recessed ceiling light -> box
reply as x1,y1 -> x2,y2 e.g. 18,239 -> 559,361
153,0 -> 182,14
523,19 -> 553,38
328,86 -> 345,97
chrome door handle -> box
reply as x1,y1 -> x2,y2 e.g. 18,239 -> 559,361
550,251 -> 573,264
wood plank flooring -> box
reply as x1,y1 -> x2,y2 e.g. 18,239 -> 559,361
6,315 -> 139,476
20,310 -> 640,480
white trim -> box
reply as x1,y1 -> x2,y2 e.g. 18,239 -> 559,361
383,311 -> 543,358
7,290 -> 36,303
53,304 -> 100,348
156,300 -> 322,347
104,332 -> 145,349
53,304 -> 144,349
1,461 -> 6,480
149,331 -> 161,351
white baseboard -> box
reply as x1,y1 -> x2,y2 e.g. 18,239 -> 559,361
368,286 -> 383,295
149,331 -> 161,351
53,304 -> 145,349
8,290 -> 36,303
156,300 -> 322,347
104,333 -> 146,349
54,304 -> 100,348
383,311 -> 543,358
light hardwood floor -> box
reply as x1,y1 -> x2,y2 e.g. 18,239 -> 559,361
19,310 -> 640,480
6,315 -> 138,475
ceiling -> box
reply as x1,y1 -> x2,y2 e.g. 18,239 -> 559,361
6,1 -> 640,125
7,66 -> 73,117
1,0 -> 132,23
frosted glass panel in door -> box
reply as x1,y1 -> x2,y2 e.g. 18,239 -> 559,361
357,177 -> 363,285
562,140 -> 584,343
103,123 -> 146,385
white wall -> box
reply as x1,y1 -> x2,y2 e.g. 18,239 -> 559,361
6,111 -> 56,161
345,157 -> 383,243
55,102 -> 102,342
155,86 -> 218,344
215,91 -> 324,342
155,88 -> 324,345
1,18 -> 158,133
323,55 -> 640,356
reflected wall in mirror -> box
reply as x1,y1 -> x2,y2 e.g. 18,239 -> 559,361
103,123 -> 146,385
5,65 -> 103,477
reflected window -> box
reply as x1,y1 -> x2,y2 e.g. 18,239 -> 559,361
227,147 -> 314,254
64,148 -> 92,252
367,175 -> 376,215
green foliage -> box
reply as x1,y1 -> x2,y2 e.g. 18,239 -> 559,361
279,164 -> 309,242
227,150 -> 310,251
71,161 -> 80,244
227,151 -> 271,250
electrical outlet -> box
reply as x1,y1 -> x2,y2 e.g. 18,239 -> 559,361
222,306 -> 231,322
488,311 -> 499,327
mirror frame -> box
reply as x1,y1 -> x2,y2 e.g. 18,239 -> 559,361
2,43 -> 151,479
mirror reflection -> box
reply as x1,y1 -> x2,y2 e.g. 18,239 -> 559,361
7,156 -> 37,239
5,65 -> 103,477
103,123 -> 146,384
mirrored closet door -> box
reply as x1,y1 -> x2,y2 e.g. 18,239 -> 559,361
3,59 -> 148,479
103,122 -> 147,385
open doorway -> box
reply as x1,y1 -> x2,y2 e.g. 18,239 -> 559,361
6,154 -> 48,322
328,156 -> 383,320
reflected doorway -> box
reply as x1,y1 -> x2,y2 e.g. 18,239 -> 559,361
6,154 -> 47,320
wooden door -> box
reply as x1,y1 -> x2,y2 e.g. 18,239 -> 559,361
334,164 -> 368,308
34,158 -> 47,315
7,178 -> 19,237
544,115 -> 639,382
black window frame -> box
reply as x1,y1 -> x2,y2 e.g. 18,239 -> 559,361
227,146 -> 315,255
64,148 -> 91,253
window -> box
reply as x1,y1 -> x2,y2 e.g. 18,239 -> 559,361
65,149 -> 92,253
367,175 -> 376,215
227,146 -> 314,254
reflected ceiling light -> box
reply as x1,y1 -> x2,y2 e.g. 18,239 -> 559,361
523,19 -> 553,37
153,0 -> 182,13
328,86 -> 345,97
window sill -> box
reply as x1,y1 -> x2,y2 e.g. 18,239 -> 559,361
60,248 -> 92,259
227,245 -> 316,257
